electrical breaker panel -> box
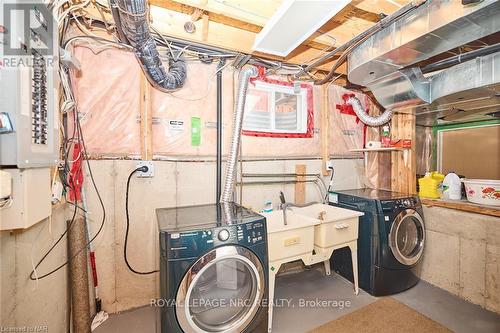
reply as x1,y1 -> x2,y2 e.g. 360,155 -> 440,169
0,0 -> 59,167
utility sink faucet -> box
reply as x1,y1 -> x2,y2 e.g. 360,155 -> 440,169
279,191 -> 319,226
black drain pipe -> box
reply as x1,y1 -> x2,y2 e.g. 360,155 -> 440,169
216,59 -> 225,203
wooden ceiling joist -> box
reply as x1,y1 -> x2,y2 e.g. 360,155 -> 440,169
80,4 -> 345,77
151,0 -> 264,34
150,0 -> 390,51
149,0 -> 340,52
80,0 -> 413,82
146,0 -> 413,75
148,5 -> 346,74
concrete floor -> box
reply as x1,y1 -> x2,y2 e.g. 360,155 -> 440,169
94,269 -> 500,333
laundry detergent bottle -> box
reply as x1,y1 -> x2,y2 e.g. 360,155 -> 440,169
442,172 -> 462,200
418,172 -> 445,199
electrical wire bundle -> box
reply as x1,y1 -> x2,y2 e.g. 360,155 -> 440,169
28,2 -> 108,281
29,105 -> 106,280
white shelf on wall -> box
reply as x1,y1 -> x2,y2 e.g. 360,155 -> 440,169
349,147 -> 410,152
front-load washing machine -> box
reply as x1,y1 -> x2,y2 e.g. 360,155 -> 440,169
156,202 -> 268,333
329,189 -> 425,296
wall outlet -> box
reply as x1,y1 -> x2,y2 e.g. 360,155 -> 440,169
51,180 -> 63,204
136,161 -> 154,178
326,160 -> 334,170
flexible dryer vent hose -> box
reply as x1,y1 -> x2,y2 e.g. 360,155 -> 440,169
111,0 -> 187,91
347,96 -> 393,127
221,66 -> 258,203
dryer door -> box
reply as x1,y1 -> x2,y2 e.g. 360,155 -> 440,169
176,245 -> 265,333
388,209 -> 425,266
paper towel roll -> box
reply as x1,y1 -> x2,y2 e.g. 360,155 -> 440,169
366,141 -> 382,149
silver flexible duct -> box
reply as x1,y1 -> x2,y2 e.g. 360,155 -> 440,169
221,66 -> 258,203
111,0 -> 187,91
346,96 -> 393,127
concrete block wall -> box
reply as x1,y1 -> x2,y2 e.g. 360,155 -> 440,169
0,204 -> 70,331
421,205 -> 500,314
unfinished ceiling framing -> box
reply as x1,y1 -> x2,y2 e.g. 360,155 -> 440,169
120,0 -> 412,74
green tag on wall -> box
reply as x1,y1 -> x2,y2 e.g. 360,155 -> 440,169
191,117 -> 201,146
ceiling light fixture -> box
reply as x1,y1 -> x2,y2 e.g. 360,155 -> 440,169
252,0 -> 350,57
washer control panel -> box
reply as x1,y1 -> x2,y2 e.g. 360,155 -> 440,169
381,197 -> 419,211
236,221 -> 265,246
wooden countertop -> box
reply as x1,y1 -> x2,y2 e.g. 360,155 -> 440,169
420,198 -> 500,218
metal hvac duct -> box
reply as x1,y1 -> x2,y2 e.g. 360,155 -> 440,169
347,0 -> 500,119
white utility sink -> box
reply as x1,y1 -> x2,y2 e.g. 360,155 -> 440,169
261,210 -> 319,263
263,205 -> 363,333
290,204 -> 364,248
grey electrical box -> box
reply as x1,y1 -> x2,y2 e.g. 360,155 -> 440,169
0,1 -> 59,167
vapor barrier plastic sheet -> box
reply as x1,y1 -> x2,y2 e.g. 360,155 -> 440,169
72,47 -> 375,159
71,46 -> 141,155
328,86 -> 366,156
416,125 -> 433,175
364,103 -> 391,190
150,61 -> 229,156
152,66 -> 322,157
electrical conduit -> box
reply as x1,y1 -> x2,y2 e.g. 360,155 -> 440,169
111,0 -> 187,91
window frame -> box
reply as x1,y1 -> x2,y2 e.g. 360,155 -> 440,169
242,78 -> 314,138
435,121 -> 500,177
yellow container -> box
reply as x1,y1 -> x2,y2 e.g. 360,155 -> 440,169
418,172 -> 445,199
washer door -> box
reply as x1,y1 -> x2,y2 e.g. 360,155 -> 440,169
176,245 -> 265,333
388,209 -> 425,266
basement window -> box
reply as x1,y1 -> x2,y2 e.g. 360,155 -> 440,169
437,123 -> 500,179
242,80 -> 313,138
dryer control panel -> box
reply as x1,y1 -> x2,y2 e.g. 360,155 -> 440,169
206,220 -> 266,247
380,197 -> 419,212
164,219 -> 267,260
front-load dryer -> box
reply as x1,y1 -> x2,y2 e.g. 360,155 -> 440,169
329,189 -> 425,296
156,202 -> 268,333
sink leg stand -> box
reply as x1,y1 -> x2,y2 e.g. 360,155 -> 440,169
268,263 -> 280,333
348,241 -> 359,295
323,260 -> 331,276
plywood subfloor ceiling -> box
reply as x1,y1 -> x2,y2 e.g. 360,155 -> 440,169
147,0 -> 411,73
